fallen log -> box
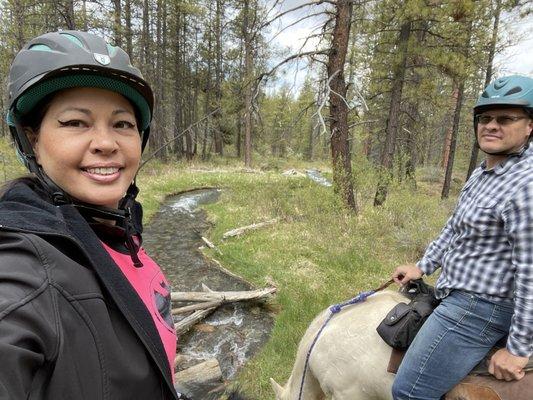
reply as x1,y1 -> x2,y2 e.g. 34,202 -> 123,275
222,218 -> 279,239
175,308 -> 217,334
172,300 -> 223,315
201,236 -> 216,249
200,236 -> 223,255
174,358 -> 222,388
171,286 -> 276,303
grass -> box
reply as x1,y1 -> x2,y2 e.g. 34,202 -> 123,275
0,138 -> 461,398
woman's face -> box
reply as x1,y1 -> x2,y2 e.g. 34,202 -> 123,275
32,87 -> 142,208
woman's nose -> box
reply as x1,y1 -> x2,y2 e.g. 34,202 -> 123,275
89,126 -> 118,154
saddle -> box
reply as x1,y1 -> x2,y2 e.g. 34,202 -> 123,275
388,348 -> 533,400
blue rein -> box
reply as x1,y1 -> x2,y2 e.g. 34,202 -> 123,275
296,279 -> 394,400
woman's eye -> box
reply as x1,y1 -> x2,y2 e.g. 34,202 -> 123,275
58,119 -> 86,128
115,121 -> 136,129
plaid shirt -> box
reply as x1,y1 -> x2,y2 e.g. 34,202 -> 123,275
417,144 -> 533,358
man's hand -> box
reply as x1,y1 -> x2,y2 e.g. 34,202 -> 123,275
488,348 -> 529,381
392,264 -> 423,285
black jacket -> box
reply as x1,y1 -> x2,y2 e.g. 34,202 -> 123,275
0,180 -> 178,400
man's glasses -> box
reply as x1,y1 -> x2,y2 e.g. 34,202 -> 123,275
476,114 -> 528,126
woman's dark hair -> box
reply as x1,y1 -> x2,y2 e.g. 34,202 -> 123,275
0,176 -> 42,199
18,93 -> 55,134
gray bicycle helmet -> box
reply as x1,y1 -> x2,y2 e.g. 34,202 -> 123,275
6,31 -> 155,267
7,31 -> 153,150
473,75 -> 533,155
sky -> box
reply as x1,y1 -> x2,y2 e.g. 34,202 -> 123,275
494,9 -> 533,76
265,1 -> 533,93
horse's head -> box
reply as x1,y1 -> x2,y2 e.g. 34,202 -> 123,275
270,378 -> 288,400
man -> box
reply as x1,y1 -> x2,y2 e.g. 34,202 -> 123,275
391,75 -> 533,400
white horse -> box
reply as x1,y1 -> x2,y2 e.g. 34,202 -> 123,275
269,290 -> 531,400
270,291 -> 404,400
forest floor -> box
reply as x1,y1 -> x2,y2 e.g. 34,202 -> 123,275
0,138 -> 464,399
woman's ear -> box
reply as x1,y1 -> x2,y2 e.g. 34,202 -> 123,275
24,129 -> 40,162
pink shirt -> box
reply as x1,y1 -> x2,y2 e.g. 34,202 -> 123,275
101,242 -> 177,376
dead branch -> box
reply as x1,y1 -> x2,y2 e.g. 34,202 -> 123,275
222,218 -> 279,239
174,308 -> 217,334
172,300 -> 223,315
267,11 -> 327,45
170,287 -> 276,303
312,70 -> 340,138
201,236 -> 216,249
258,50 -> 329,82
260,0 -> 333,30
139,108 -> 220,170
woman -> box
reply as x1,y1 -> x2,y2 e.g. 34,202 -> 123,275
0,31 -> 185,399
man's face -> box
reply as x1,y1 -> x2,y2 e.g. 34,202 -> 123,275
476,107 -> 533,155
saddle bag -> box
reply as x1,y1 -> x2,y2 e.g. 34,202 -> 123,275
376,279 -> 440,350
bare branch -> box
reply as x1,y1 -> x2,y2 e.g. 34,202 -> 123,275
260,0 -> 333,30
258,49 -> 329,82
139,108 -> 220,169
267,11 -> 327,45
312,70 -> 340,139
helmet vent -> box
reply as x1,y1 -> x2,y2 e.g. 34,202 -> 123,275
504,86 -> 522,96
59,33 -> 86,49
29,44 -> 53,52
481,90 -> 489,98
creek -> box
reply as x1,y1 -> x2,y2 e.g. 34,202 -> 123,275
143,188 -> 274,399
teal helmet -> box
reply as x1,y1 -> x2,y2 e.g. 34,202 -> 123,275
474,75 -> 533,114
474,75 -> 533,153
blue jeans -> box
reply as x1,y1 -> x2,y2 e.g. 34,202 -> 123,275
392,290 -> 513,400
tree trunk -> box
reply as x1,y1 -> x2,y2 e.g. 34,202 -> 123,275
13,0 -> 25,49
466,0 -> 501,181
113,0 -> 122,46
202,1 -> 214,160
374,21 -> 411,206
242,0 -> 254,167
213,0 -> 224,155
141,0 -> 150,66
236,112 -> 242,158
63,0 -> 76,29
327,0 -> 357,211
441,85 -> 459,171
173,4 -> 184,158
124,0 -> 133,57
307,121 -> 315,161
81,0 -> 88,31
441,80 -> 465,199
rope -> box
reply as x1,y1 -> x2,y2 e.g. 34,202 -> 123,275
297,279 -> 394,400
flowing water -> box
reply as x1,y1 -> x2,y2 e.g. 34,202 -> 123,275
143,189 -> 273,399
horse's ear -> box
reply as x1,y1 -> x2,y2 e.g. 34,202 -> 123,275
269,378 -> 284,399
